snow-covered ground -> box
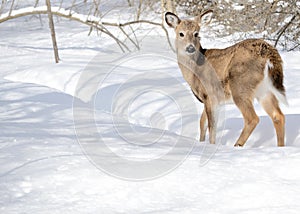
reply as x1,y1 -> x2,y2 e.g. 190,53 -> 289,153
1,6 -> 300,214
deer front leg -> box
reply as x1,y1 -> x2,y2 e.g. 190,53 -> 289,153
199,109 -> 207,141
204,103 -> 217,144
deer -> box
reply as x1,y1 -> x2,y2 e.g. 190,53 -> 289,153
165,10 -> 287,147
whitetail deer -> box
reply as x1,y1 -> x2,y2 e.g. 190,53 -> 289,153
165,10 -> 287,147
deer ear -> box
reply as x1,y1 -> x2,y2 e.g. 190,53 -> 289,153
165,12 -> 181,28
195,10 -> 213,26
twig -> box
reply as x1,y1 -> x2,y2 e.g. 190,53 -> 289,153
102,20 -> 162,27
263,0 -> 277,31
136,0 -> 143,20
119,25 -> 140,50
288,43 -> 300,52
101,25 -> 129,52
129,24 -> 140,49
275,14 -> 296,47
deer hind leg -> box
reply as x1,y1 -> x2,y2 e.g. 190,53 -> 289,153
259,94 -> 285,147
234,98 -> 259,147
200,109 -> 208,141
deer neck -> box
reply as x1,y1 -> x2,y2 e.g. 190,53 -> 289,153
177,45 -> 216,100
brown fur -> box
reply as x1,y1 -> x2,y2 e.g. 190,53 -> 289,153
165,11 -> 286,147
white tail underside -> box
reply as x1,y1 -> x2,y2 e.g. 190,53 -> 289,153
256,60 -> 288,106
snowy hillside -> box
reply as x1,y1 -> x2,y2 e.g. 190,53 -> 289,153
1,4 -> 300,214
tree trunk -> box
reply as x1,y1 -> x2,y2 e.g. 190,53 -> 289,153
166,0 -> 175,13
46,0 -> 59,63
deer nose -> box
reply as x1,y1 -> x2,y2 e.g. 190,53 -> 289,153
186,44 -> 196,54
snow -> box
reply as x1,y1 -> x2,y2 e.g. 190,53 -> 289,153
1,5 -> 300,214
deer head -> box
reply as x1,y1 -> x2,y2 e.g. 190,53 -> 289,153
165,10 -> 213,57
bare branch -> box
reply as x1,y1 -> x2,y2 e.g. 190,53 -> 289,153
0,6 -> 174,52
275,14 -> 297,47
119,26 -> 140,50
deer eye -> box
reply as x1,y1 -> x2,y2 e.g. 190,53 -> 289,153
179,32 -> 184,37
194,32 -> 199,37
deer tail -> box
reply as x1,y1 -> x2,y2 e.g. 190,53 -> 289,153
267,51 -> 288,106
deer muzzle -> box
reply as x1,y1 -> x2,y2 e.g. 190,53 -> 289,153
186,44 -> 196,54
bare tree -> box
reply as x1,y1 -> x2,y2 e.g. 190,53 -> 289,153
46,0 -> 59,63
